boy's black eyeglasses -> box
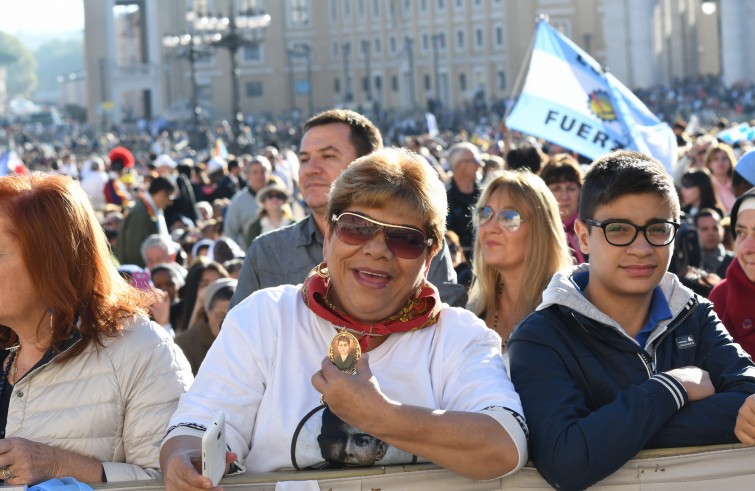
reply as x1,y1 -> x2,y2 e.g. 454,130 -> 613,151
583,219 -> 680,247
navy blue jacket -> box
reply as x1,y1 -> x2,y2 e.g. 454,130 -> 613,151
509,266 -> 755,491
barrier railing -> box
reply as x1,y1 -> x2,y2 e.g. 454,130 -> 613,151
91,444 -> 754,490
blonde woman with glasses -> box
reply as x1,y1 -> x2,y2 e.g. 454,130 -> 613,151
468,171 -> 572,355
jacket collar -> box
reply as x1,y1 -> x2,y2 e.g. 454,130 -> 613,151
540,264 -> 694,347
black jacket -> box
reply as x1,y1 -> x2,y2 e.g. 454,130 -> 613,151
509,265 -> 755,491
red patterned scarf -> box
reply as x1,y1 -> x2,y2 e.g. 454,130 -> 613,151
301,266 -> 442,352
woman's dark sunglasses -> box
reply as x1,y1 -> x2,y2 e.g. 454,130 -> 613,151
331,212 -> 433,259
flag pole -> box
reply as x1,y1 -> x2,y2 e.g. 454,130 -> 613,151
503,14 -> 547,122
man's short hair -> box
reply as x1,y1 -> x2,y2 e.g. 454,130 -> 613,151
506,144 -> 545,174
580,150 -> 680,221
148,176 -> 176,196
303,109 -> 383,158
694,208 -> 722,226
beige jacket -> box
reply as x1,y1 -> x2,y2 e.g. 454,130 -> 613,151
6,316 -> 193,481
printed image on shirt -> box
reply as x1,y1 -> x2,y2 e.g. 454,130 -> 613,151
291,406 -> 417,470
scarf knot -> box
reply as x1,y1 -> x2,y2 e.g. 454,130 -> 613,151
301,265 -> 441,351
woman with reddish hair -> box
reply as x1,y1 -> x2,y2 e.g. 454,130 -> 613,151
704,143 -> 737,213
0,173 -> 192,485
540,153 -> 586,264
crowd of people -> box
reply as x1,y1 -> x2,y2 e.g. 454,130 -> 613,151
0,104 -> 754,491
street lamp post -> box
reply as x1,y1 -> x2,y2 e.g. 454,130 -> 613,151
343,42 -> 352,103
98,57 -> 108,131
304,45 -> 313,116
431,34 -> 441,108
361,40 -> 372,102
162,32 -> 204,147
404,36 -> 416,109
287,44 -> 314,116
164,0 -> 271,149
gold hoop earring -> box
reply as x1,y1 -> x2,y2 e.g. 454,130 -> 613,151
49,307 -> 55,332
315,262 -> 329,279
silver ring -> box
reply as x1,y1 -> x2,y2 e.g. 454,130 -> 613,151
2,465 -> 13,480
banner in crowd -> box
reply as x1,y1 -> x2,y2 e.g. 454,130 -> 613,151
0,149 -> 24,176
717,122 -> 755,145
506,19 -> 677,172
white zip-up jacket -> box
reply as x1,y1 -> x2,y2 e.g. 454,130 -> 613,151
6,316 -> 193,481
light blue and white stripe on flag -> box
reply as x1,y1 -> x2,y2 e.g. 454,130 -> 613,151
506,19 -> 677,172
717,123 -> 751,145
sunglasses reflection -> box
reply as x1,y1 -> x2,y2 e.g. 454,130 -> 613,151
475,206 -> 525,232
332,212 -> 433,259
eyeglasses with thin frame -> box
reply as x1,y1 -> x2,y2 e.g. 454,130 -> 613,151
474,206 -> 526,232
331,211 -> 433,259
583,219 -> 680,247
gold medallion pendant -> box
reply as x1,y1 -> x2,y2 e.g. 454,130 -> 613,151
328,331 -> 361,374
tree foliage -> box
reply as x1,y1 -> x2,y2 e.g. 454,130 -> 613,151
35,38 -> 84,94
0,31 -> 37,97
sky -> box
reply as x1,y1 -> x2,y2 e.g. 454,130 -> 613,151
0,0 -> 84,36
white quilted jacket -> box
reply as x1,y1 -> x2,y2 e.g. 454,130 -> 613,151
6,316 -> 193,481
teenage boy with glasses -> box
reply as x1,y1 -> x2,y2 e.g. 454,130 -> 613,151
508,150 -> 755,491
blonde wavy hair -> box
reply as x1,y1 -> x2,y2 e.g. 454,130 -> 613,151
467,171 -> 572,322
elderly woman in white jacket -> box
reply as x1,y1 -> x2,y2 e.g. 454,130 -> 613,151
0,173 -> 193,485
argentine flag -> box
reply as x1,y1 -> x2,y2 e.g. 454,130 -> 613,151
717,123 -> 752,145
506,19 -> 677,172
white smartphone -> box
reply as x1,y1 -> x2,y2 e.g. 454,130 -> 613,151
201,410 -> 226,486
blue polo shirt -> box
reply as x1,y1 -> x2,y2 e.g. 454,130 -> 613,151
571,272 -> 673,348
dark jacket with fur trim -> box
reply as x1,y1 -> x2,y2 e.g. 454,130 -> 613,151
509,264 -> 755,491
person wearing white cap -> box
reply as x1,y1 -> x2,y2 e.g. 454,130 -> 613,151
206,157 -> 226,177
154,154 -> 177,178
709,189 -> 755,358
